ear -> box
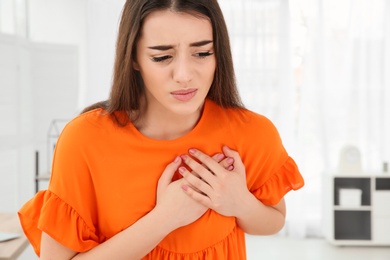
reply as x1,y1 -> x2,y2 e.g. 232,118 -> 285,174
133,60 -> 140,71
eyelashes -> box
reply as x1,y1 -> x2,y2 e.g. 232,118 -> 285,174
151,51 -> 214,63
195,51 -> 214,58
151,55 -> 171,62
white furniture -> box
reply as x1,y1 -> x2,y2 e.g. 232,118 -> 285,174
324,174 -> 390,245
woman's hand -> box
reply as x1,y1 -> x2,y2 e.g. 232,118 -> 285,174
155,156 -> 207,230
155,152 -> 235,230
179,146 -> 252,217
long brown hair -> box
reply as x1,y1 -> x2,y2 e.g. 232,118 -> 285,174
82,0 -> 244,124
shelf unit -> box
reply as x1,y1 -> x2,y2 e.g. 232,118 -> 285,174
35,119 -> 68,193
35,150 -> 51,193
323,174 -> 390,246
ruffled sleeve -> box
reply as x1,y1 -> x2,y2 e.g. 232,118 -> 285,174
18,190 -> 104,256
234,110 -> 304,205
18,112 -> 107,256
251,156 -> 304,205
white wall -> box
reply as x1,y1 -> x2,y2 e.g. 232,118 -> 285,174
0,0 -> 121,212
85,0 -> 124,106
0,34 -> 33,212
26,0 -> 125,108
28,0 -> 88,108
0,33 -> 79,212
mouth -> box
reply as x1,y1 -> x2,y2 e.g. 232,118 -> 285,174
171,89 -> 197,102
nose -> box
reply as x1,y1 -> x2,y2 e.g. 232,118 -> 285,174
172,55 -> 193,84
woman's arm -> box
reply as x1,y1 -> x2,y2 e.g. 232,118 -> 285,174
40,156 -> 207,260
41,206 -> 175,260
179,146 -> 286,235
40,153 -> 234,260
234,194 -> 285,235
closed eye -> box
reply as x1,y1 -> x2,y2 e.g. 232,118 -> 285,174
151,55 -> 171,62
195,51 -> 213,58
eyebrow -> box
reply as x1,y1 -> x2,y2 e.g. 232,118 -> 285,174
148,40 -> 213,50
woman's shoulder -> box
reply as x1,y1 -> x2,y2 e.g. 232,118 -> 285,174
208,101 -> 275,130
207,101 -> 281,146
59,108 -> 116,142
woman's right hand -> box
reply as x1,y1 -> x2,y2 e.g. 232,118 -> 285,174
156,153 -> 234,231
155,156 -> 207,230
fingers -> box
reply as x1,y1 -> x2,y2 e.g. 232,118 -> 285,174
186,149 -> 225,177
158,156 -> 181,188
211,153 -> 225,162
189,154 -> 221,178
222,146 -> 245,173
182,152 -> 232,195
181,184 -> 213,208
221,157 -> 234,171
179,166 -> 214,196
181,154 -> 217,184
211,153 -> 234,171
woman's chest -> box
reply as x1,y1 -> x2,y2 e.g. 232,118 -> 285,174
88,139 -> 234,238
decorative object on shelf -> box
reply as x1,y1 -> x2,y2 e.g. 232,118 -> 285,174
338,145 -> 362,174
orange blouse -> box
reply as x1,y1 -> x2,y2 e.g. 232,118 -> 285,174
18,99 -> 304,259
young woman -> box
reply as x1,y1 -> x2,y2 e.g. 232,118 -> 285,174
19,0 -> 304,259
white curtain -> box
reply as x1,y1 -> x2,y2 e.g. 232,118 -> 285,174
220,0 -> 390,238
84,0 -> 390,238
294,0 -> 389,237
219,0 -> 305,237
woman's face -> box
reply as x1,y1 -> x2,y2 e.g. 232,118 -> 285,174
134,9 -> 216,117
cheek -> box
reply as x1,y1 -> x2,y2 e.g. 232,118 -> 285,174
204,62 -> 216,82
140,66 -> 164,84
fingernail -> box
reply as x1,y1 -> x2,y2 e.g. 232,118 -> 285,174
179,167 -> 186,174
228,165 -> 234,171
189,148 -> 197,155
216,153 -> 224,160
181,155 -> 188,160
174,156 -> 180,163
227,157 -> 234,164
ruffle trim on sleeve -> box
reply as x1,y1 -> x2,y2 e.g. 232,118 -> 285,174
18,190 -> 103,256
252,156 -> 304,206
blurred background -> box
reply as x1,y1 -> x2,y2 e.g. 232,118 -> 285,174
0,0 -> 389,259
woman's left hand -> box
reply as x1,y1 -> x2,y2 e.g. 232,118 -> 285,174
179,146 -> 252,217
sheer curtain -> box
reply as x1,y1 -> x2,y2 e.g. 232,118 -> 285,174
219,0 -> 307,237
220,0 -> 390,238
289,0 -> 390,237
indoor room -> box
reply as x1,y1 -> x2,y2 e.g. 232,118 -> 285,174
0,0 -> 389,259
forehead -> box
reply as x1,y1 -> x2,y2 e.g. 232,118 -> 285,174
139,10 -> 213,45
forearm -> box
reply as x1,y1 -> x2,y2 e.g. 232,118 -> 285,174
235,193 -> 286,235
72,208 -> 174,260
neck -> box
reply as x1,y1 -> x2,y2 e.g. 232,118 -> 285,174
134,99 -> 204,140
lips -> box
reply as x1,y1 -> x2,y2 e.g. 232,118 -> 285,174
171,89 -> 197,102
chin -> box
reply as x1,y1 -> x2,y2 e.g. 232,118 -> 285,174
171,100 -> 204,116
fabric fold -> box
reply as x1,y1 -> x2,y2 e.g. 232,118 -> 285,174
18,190 -> 103,256
252,156 -> 304,205
146,226 -> 246,260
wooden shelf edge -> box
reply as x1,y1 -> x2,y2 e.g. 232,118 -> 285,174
35,174 -> 51,181
334,205 -> 371,211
